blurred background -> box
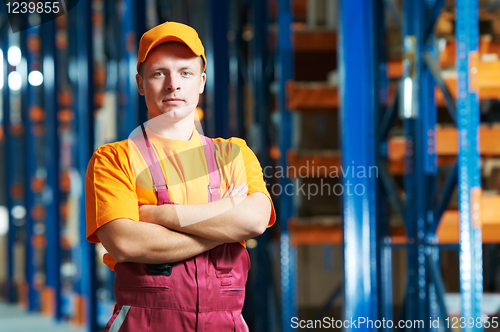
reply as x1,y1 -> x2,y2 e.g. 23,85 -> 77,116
1,0 -> 500,331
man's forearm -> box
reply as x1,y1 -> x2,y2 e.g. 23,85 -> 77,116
141,192 -> 271,243
96,218 -> 222,264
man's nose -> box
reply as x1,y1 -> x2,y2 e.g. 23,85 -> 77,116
165,74 -> 180,91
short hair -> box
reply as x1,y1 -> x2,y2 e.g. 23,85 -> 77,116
138,41 -> 205,76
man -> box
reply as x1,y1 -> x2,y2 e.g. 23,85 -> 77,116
85,21 -> 276,331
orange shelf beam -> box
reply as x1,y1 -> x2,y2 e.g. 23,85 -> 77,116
286,128 -> 500,177
289,220 -> 343,246
388,127 -> 500,161
286,81 -> 398,111
291,29 -> 500,67
289,222 -> 406,246
287,72 -> 500,112
435,70 -> 500,103
287,75 -> 500,112
389,38 -> 500,77
287,127 -> 500,177
290,196 -> 500,246
286,81 -> 339,110
287,149 -> 458,177
437,195 -> 500,244
287,150 -> 341,178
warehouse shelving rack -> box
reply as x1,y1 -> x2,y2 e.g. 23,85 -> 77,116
2,2 -> 100,331
3,1 -> 278,331
276,0 -> 494,331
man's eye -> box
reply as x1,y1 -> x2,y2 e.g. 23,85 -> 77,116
182,71 -> 192,76
154,72 -> 163,77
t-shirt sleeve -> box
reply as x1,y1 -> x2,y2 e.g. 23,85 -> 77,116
230,138 -> 276,228
85,144 -> 140,243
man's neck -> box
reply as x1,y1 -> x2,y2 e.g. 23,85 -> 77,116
148,113 -> 195,141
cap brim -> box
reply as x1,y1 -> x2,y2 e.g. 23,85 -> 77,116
137,35 -> 205,72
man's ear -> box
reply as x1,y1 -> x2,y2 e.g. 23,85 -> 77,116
136,73 -> 145,96
199,73 -> 206,94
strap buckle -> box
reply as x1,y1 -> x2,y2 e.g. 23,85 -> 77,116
153,183 -> 168,191
208,185 -> 221,194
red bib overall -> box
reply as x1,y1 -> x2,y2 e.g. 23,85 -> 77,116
104,129 -> 250,332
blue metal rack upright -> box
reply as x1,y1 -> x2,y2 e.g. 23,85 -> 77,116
401,1 -> 439,328
251,0 -> 269,157
23,21 -> 42,313
249,1 -> 274,330
5,32 -> 28,307
2,31 -> 17,305
206,0 -> 230,138
20,27 -> 35,312
227,0 -> 245,138
277,0 -> 297,331
40,17 -> 63,322
339,0 -> 381,328
135,0 -> 148,126
71,0 -> 98,330
456,0 -> 482,329
118,0 -> 139,140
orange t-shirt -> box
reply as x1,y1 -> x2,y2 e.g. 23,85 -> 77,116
85,125 -> 276,270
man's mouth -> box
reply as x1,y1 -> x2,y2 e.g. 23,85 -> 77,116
163,98 -> 183,103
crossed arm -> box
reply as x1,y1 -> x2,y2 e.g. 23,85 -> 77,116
95,183 -> 272,264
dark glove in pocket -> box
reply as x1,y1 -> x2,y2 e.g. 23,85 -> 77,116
146,263 -> 172,276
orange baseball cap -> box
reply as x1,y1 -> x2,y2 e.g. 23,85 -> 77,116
137,21 -> 206,73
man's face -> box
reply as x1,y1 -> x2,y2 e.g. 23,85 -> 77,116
136,42 -> 206,121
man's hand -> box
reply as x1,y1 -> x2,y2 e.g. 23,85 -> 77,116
222,182 -> 249,198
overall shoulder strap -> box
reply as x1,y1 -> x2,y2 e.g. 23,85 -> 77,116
200,136 -> 233,273
200,135 -> 221,202
131,125 -> 172,205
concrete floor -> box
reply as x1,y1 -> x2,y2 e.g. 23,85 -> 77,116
0,302 -> 86,332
